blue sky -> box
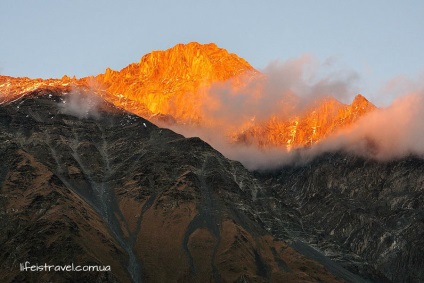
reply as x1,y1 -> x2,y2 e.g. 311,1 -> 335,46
1,0 -> 423,105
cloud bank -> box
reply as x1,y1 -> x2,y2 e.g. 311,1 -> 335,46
163,57 -> 424,170
330,89 -> 424,160
199,55 -> 361,127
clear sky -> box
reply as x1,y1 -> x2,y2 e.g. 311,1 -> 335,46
1,0 -> 423,105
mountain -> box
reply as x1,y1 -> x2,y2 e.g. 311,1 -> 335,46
0,42 -> 376,150
95,42 -> 258,124
1,89 -> 349,282
1,42 -> 422,282
3,84 -> 420,283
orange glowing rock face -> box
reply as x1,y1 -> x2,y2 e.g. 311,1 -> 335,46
0,75 -> 75,104
95,42 -> 259,123
233,94 -> 376,149
0,42 -> 377,150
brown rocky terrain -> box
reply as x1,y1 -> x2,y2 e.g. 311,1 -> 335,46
0,89 -> 351,282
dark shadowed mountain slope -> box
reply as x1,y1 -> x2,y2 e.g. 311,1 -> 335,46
1,89 -> 350,282
255,153 -> 424,283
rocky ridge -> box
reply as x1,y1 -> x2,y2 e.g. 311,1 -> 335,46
1,89 -> 352,282
1,42 -> 376,149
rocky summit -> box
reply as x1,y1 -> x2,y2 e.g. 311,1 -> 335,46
0,42 -> 377,150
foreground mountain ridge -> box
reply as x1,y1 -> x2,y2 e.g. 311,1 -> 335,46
1,90 -> 352,282
1,85 -> 423,282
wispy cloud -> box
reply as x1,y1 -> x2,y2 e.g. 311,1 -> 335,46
59,86 -> 102,119
160,56 -> 424,170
